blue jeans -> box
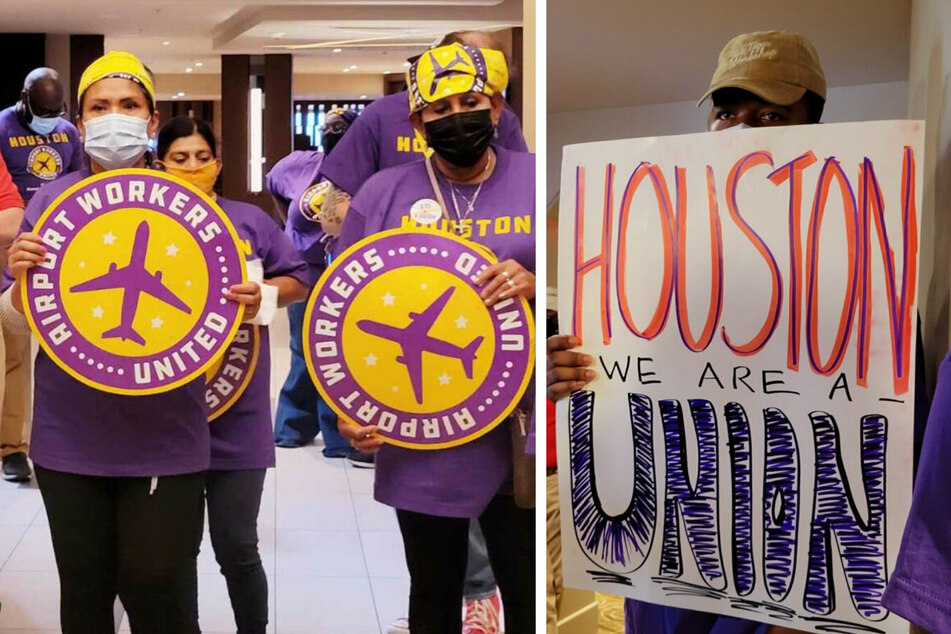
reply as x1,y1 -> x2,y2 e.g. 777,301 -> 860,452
465,522 -> 498,600
274,301 -> 352,457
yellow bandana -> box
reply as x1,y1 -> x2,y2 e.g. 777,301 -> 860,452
407,43 -> 508,113
78,51 -> 155,104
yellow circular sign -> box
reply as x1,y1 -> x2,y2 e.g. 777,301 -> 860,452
22,169 -> 247,395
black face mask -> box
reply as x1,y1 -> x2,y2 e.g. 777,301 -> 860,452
323,132 -> 345,156
423,109 -> 495,168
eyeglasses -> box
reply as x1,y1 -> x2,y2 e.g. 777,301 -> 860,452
321,121 -> 349,135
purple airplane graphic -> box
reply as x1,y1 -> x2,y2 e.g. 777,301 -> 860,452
429,49 -> 470,93
357,286 -> 483,404
70,220 -> 192,346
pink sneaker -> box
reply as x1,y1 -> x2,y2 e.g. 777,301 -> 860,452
463,592 -> 501,634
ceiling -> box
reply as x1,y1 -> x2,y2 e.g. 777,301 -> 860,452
0,0 -> 522,83
548,0 -> 911,112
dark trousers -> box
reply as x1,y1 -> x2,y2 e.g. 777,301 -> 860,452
206,468 -> 268,634
396,494 -> 535,634
34,465 -> 205,634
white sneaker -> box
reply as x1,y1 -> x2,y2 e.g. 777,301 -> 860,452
386,616 -> 410,634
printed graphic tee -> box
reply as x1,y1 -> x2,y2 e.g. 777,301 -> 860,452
209,197 -> 309,471
0,106 -> 84,203
335,146 -> 535,518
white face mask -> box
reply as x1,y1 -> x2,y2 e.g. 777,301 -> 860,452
82,113 -> 151,170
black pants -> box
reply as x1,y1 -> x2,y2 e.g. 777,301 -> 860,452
206,468 -> 268,634
34,465 -> 205,634
396,494 -> 535,634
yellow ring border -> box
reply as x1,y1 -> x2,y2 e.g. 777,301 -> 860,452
303,227 -> 535,451
207,324 -> 261,422
22,168 -> 248,396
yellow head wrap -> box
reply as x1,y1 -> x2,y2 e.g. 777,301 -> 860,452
407,43 -> 508,113
77,51 -> 155,105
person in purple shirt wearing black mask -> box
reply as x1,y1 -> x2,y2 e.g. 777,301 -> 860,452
298,30 -> 530,634
335,42 -> 535,634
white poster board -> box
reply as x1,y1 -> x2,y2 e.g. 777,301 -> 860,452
556,121 -> 923,633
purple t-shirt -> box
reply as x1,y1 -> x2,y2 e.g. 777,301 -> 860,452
0,106 -> 84,203
8,169 -> 210,477
265,150 -> 326,267
882,349 -> 951,631
625,600 -> 772,634
209,198 -> 309,471
318,91 -> 528,196
335,146 -> 535,518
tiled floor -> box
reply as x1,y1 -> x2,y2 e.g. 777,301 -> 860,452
0,309 -> 411,633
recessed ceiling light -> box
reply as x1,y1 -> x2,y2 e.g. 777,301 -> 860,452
332,48 -> 342,53
383,70 -> 391,74
342,68 -> 350,73
271,32 -> 286,39
349,65 -> 357,70
172,95 -> 178,99
360,95 -> 368,99
403,61 -> 410,67
195,62 -> 203,68
177,92 -> 186,97
162,41 -> 170,46
185,67 -> 193,73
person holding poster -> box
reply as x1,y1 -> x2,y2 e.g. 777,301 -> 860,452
0,52 -> 253,633
0,68 -> 83,484
269,108 -> 359,457
155,115 -> 309,634
547,31 -> 833,634
332,42 -> 535,634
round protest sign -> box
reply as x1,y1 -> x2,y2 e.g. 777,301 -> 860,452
205,323 -> 260,421
304,229 -> 534,450
22,169 -> 247,395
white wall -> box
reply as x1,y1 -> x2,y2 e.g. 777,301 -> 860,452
547,80 -> 909,203
908,0 -> 951,392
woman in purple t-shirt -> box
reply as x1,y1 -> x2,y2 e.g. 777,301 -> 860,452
154,116 -> 309,634
334,43 -> 535,634
0,52 -> 270,634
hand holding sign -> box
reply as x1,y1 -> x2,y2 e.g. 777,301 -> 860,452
21,169 -> 247,395
305,229 -> 534,450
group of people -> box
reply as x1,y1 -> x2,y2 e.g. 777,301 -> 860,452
0,27 -> 536,634
545,29 -> 944,634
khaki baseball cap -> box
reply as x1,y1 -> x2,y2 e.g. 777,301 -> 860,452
698,31 -> 826,107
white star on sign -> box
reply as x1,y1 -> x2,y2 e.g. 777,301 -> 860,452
365,354 -> 378,367
455,315 -> 468,329
78,261 -> 86,269
391,385 -> 399,393
151,316 -> 164,329
438,373 -> 451,386
92,306 -> 104,319
165,244 -> 180,257
102,232 -> 116,245
381,292 -> 395,306
185,280 -> 193,287
420,283 -> 428,290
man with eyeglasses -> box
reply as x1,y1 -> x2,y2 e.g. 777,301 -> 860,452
0,67 -> 83,483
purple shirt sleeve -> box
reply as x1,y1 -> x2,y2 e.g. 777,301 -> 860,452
882,350 -> 951,630
258,216 -> 312,287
